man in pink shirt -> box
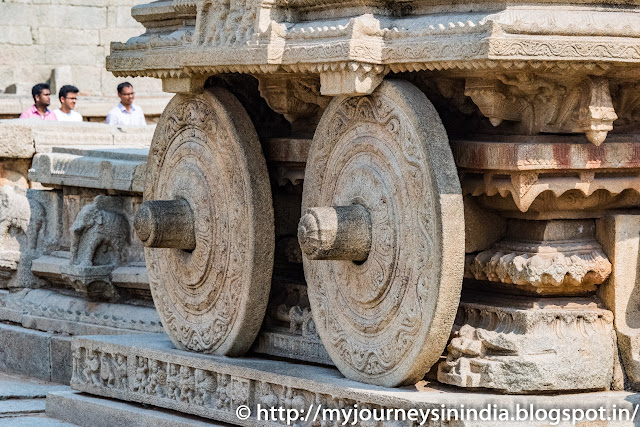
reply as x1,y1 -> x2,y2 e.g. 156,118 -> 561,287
19,83 -> 57,120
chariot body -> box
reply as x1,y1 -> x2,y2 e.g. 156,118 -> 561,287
111,0 -> 640,390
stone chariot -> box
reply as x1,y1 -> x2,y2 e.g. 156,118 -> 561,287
108,0 -> 640,393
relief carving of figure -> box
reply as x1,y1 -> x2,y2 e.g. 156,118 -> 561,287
114,354 -> 128,389
83,350 -> 101,387
194,369 -> 215,406
100,352 -> 116,387
146,359 -> 167,397
0,185 -> 30,238
166,364 -> 180,401
70,197 -> 129,267
178,365 -> 195,403
133,357 -> 149,393
215,374 -> 231,409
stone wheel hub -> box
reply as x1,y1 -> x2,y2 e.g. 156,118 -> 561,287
302,80 -> 464,387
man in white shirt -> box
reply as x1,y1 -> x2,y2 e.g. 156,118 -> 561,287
106,82 -> 147,126
53,85 -> 83,122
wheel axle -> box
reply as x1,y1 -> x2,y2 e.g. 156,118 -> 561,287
134,199 -> 196,250
298,205 -> 372,262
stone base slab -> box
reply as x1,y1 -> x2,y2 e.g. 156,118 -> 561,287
46,390 -> 221,427
70,334 -> 640,426
438,294 -> 616,393
0,322 -> 72,384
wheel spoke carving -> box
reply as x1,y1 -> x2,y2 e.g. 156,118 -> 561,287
302,79 -> 464,386
144,87 -> 274,356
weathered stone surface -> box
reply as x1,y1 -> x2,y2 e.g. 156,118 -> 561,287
51,337 -> 74,385
0,323 -> 53,381
438,293 -> 616,393
463,196 -> 506,253
0,372 -> 68,399
47,390 -> 220,427
298,205 -> 371,261
143,88 -> 274,356
252,281 -> 333,366
30,146 -> 148,193
0,121 -> 37,158
302,80 -> 464,386
107,1 -> 640,142
597,214 -> 640,389
466,219 -> 612,296
0,0 -> 166,98
0,417 -> 77,427
134,199 -> 196,250
0,399 -> 47,416
0,26 -> 33,45
61,195 -> 131,301
0,121 -> 153,161
69,334 -> 640,426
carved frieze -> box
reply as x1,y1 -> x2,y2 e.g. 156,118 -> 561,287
464,75 -> 617,145
193,0 -> 260,46
108,3 -> 640,104
72,333 -> 637,424
73,347 -> 128,392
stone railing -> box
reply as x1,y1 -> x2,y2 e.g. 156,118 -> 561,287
0,119 -> 162,383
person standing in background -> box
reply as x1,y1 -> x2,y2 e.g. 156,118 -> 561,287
53,85 -> 83,122
106,82 -> 146,126
19,83 -> 57,120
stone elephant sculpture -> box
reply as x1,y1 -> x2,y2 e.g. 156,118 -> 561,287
70,202 -> 129,267
0,185 -> 30,238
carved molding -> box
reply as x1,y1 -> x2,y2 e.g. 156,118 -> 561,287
0,288 -> 162,333
465,219 -> 612,295
465,75 -> 617,145
70,335 -> 405,425
453,138 -> 640,214
466,241 -> 612,295
108,5 -> 640,96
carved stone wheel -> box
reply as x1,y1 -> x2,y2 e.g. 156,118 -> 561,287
144,87 -> 274,356
301,80 -> 464,387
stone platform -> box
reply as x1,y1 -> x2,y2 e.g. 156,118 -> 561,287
69,334 -> 640,426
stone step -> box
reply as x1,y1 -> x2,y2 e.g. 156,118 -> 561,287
46,391 -> 228,427
0,371 -> 76,426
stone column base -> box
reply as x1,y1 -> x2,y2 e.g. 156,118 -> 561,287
438,293 -> 616,394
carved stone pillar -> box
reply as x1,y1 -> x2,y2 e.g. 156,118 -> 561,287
437,137 -> 637,393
